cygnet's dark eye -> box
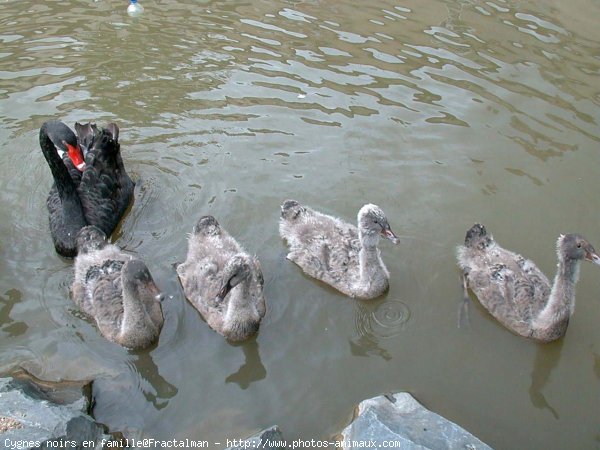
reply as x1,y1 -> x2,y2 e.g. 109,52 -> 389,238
577,243 -> 582,248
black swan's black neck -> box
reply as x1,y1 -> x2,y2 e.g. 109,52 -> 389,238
40,122 -> 87,232
40,122 -> 77,197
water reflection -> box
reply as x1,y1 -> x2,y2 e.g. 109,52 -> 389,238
349,335 -> 392,362
0,289 -> 27,338
528,340 -> 563,420
132,351 -> 179,410
93,351 -> 177,426
225,338 -> 267,389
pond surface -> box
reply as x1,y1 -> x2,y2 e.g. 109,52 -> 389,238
1,0 -> 600,448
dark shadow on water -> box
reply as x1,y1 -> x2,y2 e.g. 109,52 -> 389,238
132,351 -> 178,410
91,349 -> 178,439
92,350 -> 178,432
529,339 -> 564,420
90,349 -> 179,439
0,288 -> 28,337
349,335 -> 392,361
225,337 -> 267,389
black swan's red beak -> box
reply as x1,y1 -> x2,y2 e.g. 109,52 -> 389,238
64,141 -> 85,171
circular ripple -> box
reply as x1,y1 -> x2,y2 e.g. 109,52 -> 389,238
356,300 -> 411,339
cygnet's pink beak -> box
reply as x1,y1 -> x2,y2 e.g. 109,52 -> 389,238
382,227 -> 400,244
585,251 -> 600,266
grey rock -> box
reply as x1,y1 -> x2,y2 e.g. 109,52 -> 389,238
339,393 -> 493,450
0,371 -> 114,450
224,426 -> 285,449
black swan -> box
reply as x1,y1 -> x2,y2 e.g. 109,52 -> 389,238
40,120 -> 134,257
279,200 -> 399,299
72,226 -> 164,349
176,216 -> 266,342
457,223 -> 600,342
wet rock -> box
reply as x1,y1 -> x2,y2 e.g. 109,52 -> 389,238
0,369 -> 113,450
224,426 -> 285,449
339,393 -> 493,449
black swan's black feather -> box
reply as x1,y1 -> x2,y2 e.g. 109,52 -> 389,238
40,120 -> 134,257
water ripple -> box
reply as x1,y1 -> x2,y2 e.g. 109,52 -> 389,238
355,299 -> 411,340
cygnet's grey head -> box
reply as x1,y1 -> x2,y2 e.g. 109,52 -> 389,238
464,223 -> 493,250
193,215 -> 220,236
76,226 -> 108,254
557,234 -> 600,265
357,204 -> 399,244
281,199 -> 305,220
216,254 -> 252,302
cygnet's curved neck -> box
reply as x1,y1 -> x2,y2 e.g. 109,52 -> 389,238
356,228 -> 388,297
121,280 -> 156,338
359,227 -> 379,249
226,281 -> 252,311
533,257 -> 581,333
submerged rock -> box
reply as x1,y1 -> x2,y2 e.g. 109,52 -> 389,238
339,393 -> 493,449
0,370 -> 113,450
224,426 -> 285,449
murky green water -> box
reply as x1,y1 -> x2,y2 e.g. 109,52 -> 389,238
1,0 -> 600,448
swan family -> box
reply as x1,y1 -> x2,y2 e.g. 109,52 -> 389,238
40,119 -> 600,348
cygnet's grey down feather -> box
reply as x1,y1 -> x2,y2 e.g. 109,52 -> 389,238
279,200 -> 399,300
177,216 -> 266,342
457,223 -> 600,342
71,226 -> 164,349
